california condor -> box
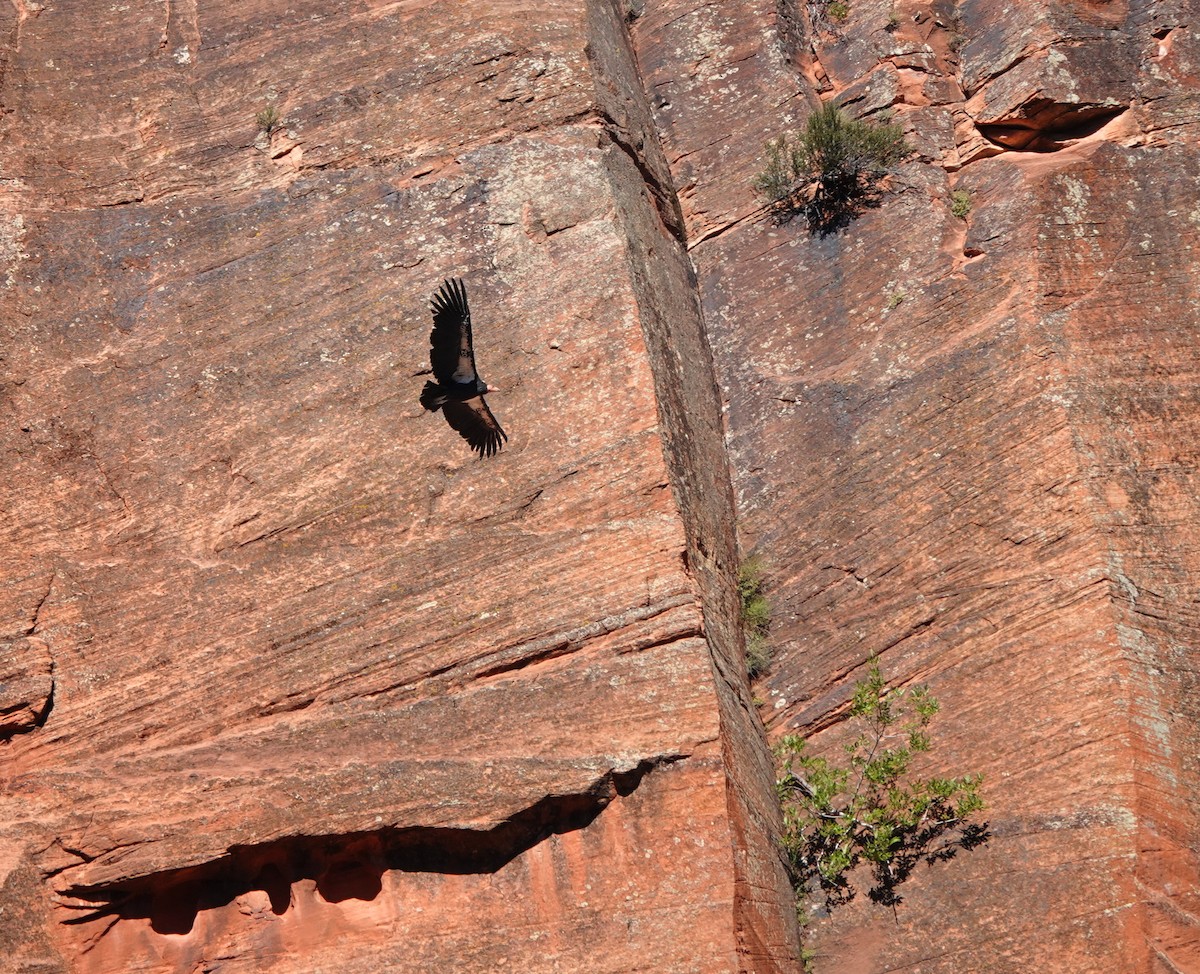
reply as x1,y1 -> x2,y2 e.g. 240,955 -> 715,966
419,277 -> 508,459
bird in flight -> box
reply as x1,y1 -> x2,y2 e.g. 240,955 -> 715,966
419,277 -> 508,458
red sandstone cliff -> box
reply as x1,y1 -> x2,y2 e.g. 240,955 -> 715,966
1,0 -> 1198,972
636,0 -> 1200,970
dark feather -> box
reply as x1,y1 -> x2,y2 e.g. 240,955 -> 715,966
419,380 -> 446,412
428,278 -> 477,386
421,277 -> 507,459
443,397 -> 508,459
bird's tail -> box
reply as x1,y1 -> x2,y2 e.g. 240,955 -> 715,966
419,381 -> 446,413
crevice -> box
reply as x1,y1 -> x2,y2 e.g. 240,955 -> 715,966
595,0 -> 807,963
773,0 -> 810,71
27,571 -> 56,634
0,573 -> 57,741
97,192 -> 147,208
470,49 -> 516,68
582,0 -> 688,246
215,501 -> 351,553
30,653 -> 54,731
353,594 -> 696,703
975,104 -> 1128,152
962,40 -> 1058,98
448,595 -> 697,684
595,107 -> 687,246
687,206 -> 765,250
516,486 -> 544,511
56,755 -> 687,937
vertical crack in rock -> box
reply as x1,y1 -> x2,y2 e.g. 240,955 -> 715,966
597,107 -> 688,246
56,756 -> 687,939
583,0 -> 803,968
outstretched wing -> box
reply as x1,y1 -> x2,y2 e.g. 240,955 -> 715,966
428,278 -> 477,386
442,396 -> 507,459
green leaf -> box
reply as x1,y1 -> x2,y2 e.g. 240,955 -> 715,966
752,105 -> 911,233
774,660 -> 988,918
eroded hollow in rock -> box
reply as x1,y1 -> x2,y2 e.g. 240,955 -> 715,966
976,102 -> 1127,151
60,758 -> 673,936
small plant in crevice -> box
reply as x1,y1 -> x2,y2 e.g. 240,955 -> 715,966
950,188 -> 972,219
884,10 -> 901,32
885,290 -> 905,310
256,104 -> 283,136
738,555 -> 772,679
753,103 -> 910,235
796,935 -> 818,974
826,0 -> 849,21
774,660 -> 989,916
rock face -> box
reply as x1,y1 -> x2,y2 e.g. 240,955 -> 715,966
2,0 -> 1199,972
0,0 -> 799,970
630,0 -> 1200,970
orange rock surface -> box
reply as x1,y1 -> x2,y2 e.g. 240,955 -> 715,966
635,0 -> 1200,970
0,0 -> 796,970
2,0 -> 1198,972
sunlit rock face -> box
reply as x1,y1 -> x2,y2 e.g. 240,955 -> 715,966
4,0 -> 1200,971
634,0 -> 1200,970
0,1 -> 797,970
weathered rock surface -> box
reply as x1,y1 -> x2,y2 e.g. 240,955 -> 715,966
5,0 -> 1200,971
0,635 -> 52,740
631,0 -> 1200,970
0,0 -> 800,971
0,570 -> 55,740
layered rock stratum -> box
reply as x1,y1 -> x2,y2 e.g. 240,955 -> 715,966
1,0 -> 1198,972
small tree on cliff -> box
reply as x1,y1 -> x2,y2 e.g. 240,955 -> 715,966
753,104 -> 910,234
775,661 -> 988,916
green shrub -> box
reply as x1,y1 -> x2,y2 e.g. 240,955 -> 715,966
827,0 -> 849,20
738,556 -> 772,678
775,660 -> 988,910
753,104 -> 910,234
950,189 -> 972,219
752,137 -> 797,209
256,105 -> 282,135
